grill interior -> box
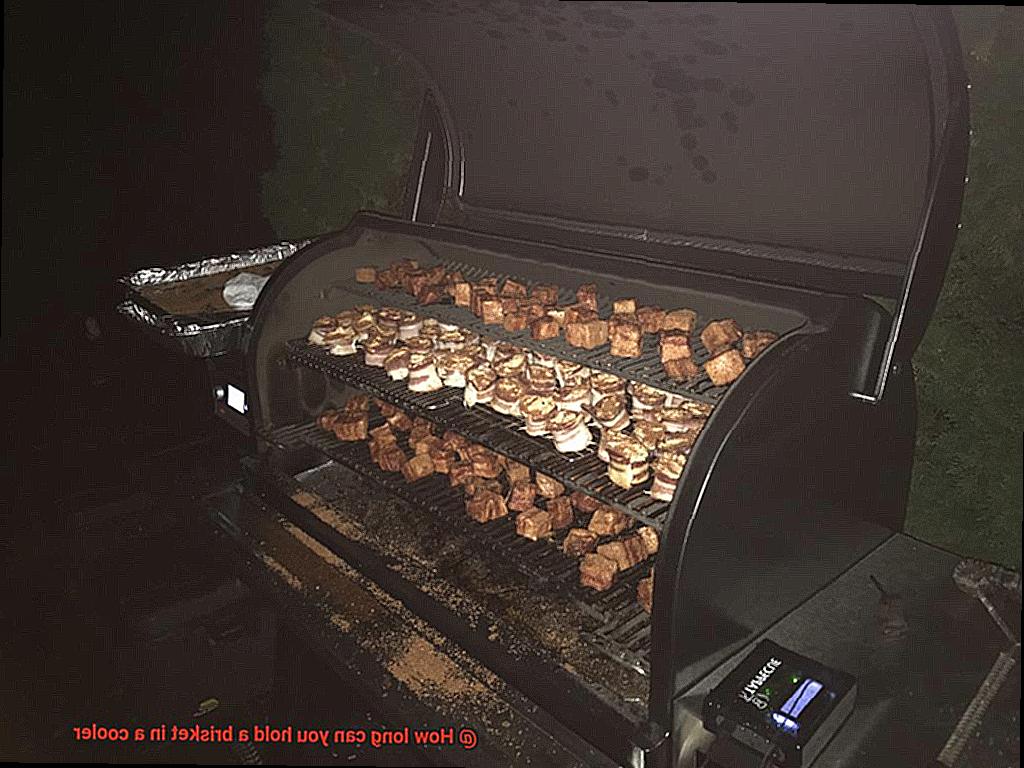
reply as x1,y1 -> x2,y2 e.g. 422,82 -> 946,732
261,252 -> 794,685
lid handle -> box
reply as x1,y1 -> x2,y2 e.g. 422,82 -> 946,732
851,90 -> 969,404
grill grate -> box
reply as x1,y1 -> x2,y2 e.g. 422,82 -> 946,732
338,259 -> 728,405
286,341 -> 671,531
266,419 -> 652,676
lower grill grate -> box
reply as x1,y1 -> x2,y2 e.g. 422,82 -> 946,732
286,341 -> 671,531
265,419 -> 652,676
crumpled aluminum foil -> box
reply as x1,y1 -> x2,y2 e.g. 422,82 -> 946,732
117,237 -> 314,358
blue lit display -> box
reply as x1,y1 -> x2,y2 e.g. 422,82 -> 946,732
781,679 -> 824,718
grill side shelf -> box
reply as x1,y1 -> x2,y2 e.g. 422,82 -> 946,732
286,341 -> 671,531
266,419 -> 653,676
341,259 -> 727,406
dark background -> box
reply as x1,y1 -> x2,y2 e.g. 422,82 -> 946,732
4,0 -> 275,509
3,1 -> 277,759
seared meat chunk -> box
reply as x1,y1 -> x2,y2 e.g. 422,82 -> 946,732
563,528 -> 600,557
700,318 -> 743,355
580,553 -> 618,591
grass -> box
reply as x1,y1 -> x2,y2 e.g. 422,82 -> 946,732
905,7 -> 1023,568
258,5 -> 1022,568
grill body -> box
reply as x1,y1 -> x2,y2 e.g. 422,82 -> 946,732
243,213 -> 918,764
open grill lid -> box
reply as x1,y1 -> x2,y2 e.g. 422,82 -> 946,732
329,1 -> 969,401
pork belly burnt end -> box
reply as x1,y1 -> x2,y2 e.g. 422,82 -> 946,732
587,506 -> 631,536
535,473 -> 564,499
700,319 -> 743,355
508,481 -> 538,512
515,508 -> 552,541
465,490 -> 508,523
563,528 -> 600,556
597,535 -> 648,571
580,553 -> 618,591
704,348 -> 746,386
637,572 -> 654,613
546,496 -> 574,529
741,330 -> 779,359
566,319 -> 609,350
400,454 -> 434,483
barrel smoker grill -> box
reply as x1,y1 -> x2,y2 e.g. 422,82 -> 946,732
234,4 -> 972,766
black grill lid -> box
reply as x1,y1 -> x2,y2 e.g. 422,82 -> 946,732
329,2 -> 967,301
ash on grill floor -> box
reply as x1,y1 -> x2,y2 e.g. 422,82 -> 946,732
280,458 -> 651,714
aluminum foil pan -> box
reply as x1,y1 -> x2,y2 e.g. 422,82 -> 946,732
117,237 -> 314,358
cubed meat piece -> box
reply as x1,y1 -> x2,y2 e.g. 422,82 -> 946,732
531,284 -> 560,306
563,528 -> 600,557
546,496 -> 574,529
453,282 -> 473,307
379,446 -> 408,473
501,278 -> 528,297
401,453 -> 434,483
429,445 -> 456,474
609,318 -> 642,358
405,271 -> 430,297
503,460 -> 531,485
416,285 -> 445,305
355,266 -> 377,283
464,477 -> 503,497
563,304 -> 598,325
515,509 -> 552,541
637,573 -> 654,614
613,298 -> 637,314
664,357 -> 701,381
503,310 -> 529,333
637,526 -> 660,556
317,410 -> 340,431
587,506 -> 631,536
660,330 -> 692,362
414,434 -> 442,456
471,451 -> 503,479
636,306 -> 666,335
598,535 -> 648,571
570,491 -> 602,514
741,330 -> 779,359
369,424 -> 397,446
580,553 -> 618,591
523,299 -> 547,321
700,319 -> 743,355
385,410 -> 413,432
576,283 -> 599,311
375,267 -> 400,290
442,431 -> 468,452
466,490 -> 508,523
662,309 -> 697,334
471,285 -> 497,316
704,348 -> 746,386
535,473 -> 564,499
343,394 -> 370,413
449,460 -> 475,486
508,481 -> 538,512
530,316 -> 560,341
423,265 -> 447,285
376,400 -> 398,418
500,296 -> 521,315
566,319 -> 609,349
481,298 -> 504,325
546,307 -> 567,327
333,416 -> 368,441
